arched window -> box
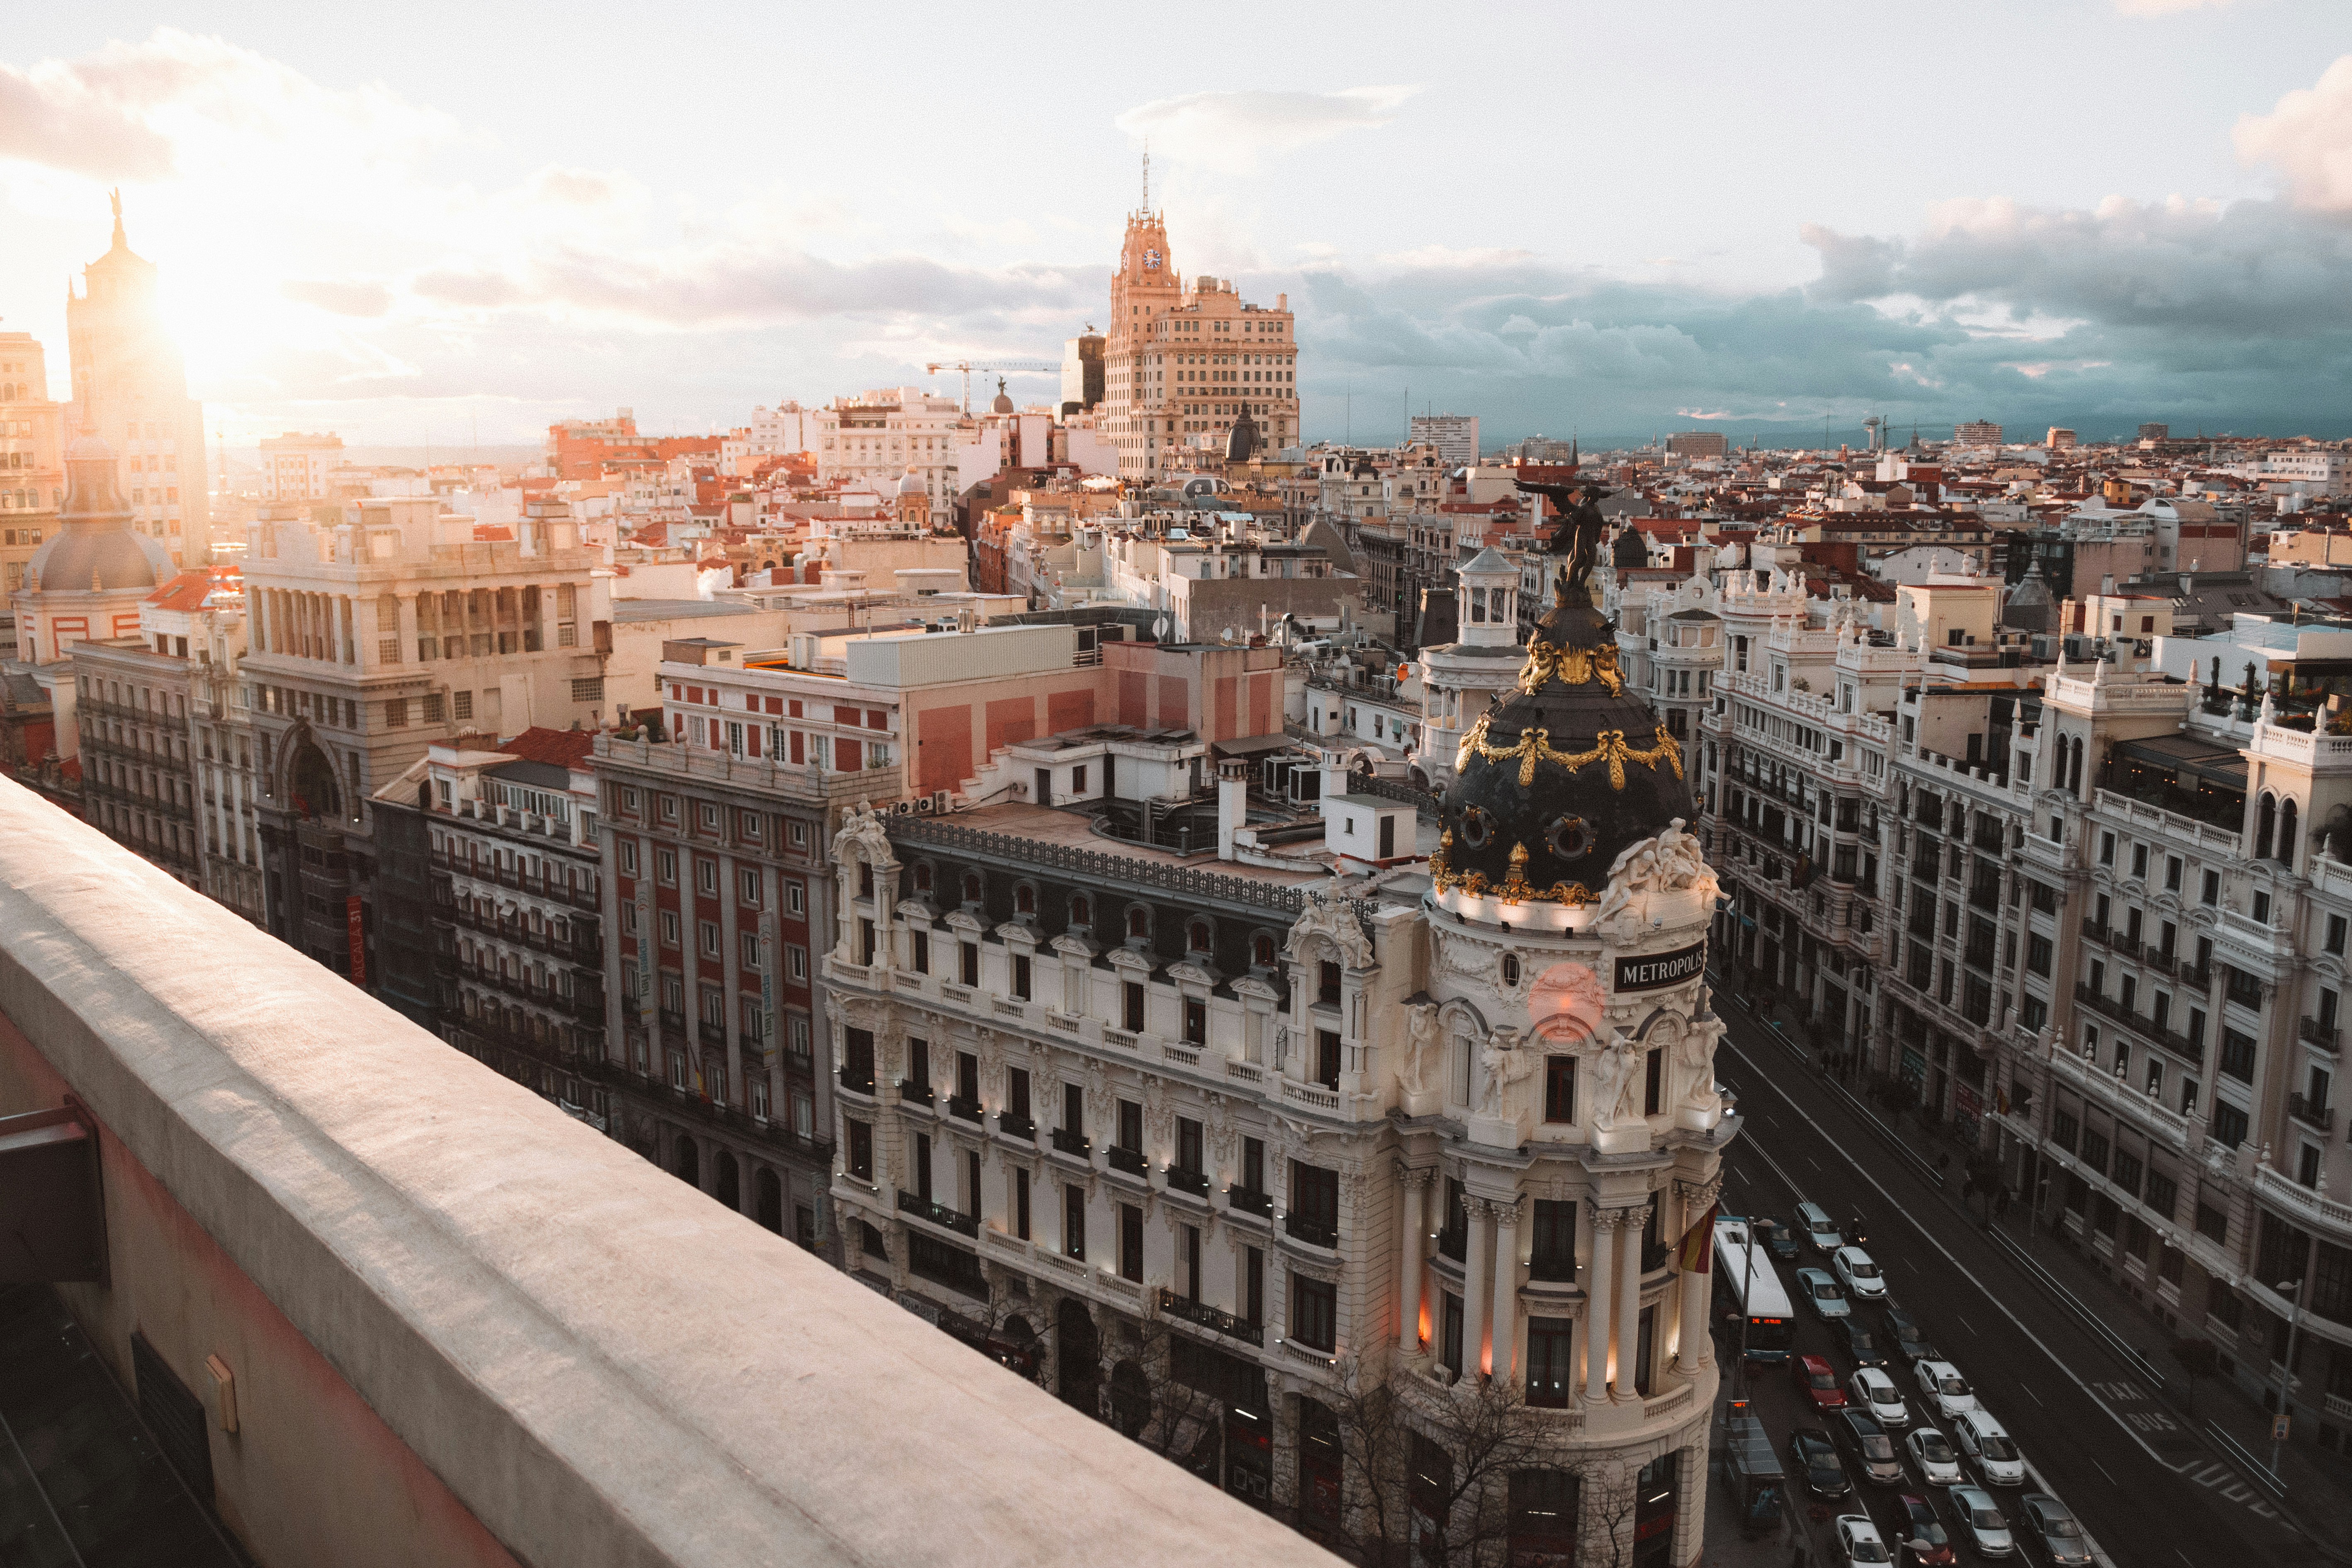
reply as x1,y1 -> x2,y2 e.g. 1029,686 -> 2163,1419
1070,894 -> 1092,928
961,871 -> 982,904
1127,907 -> 1150,940
1015,883 -> 1036,915
2279,797 -> 2298,869
912,862 -> 932,893
2255,793 -> 2277,861
1501,953 -> 1521,987
1253,933 -> 1277,968
1187,920 -> 1211,953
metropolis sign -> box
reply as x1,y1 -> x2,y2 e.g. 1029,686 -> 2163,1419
1614,940 -> 1707,993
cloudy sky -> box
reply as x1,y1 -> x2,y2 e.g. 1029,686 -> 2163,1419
4,0 -> 2350,451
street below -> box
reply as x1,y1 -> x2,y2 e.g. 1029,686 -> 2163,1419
1708,987 -> 2323,1568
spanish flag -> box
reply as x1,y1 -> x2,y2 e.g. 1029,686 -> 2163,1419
1675,1203 -> 1720,1274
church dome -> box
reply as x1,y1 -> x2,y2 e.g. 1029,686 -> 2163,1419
29,433 -> 169,593
1433,577 -> 1691,907
897,466 -> 926,496
1226,407 -> 1259,464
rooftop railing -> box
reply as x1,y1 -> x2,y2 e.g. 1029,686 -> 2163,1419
0,777 -> 1321,1568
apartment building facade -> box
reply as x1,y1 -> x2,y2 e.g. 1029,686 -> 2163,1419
820,586 -> 1734,1567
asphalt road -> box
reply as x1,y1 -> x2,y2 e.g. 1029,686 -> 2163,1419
1707,989 -> 2320,1568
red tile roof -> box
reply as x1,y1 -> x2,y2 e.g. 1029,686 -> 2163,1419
497,727 -> 597,768
144,566 -> 239,612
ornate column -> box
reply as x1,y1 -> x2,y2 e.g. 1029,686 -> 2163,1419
1584,1207 -> 1618,1404
1463,1197 -> 1493,1376
1678,1182 -> 1720,1375
1398,1164 -> 1435,1355
1490,1193 -> 1522,1385
1613,1200 -> 1648,1400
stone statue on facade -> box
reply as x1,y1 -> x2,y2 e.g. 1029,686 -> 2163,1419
1401,1002 -> 1442,1098
1595,817 -> 1720,927
1476,1027 -> 1535,1117
1588,1032 -> 1646,1133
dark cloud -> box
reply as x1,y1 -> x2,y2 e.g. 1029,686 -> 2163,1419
1273,197 -> 2352,443
280,278 -> 393,317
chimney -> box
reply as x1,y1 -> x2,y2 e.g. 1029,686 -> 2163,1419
1216,758 -> 1248,861
2100,573 -> 2115,596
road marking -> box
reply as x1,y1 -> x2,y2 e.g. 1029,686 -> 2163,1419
2022,1386 -> 2044,1405
2092,1456 -> 2119,1486
1807,1156 -> 1824,1172
1955,1314 -> 1975,1336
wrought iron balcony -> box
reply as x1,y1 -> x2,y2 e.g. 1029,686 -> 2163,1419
896,1190 -> 979,1238
1284,1211 -> 1339,1250
1050,1127 -> 1091,1158
946,1093 -> 984,1124
838,1064 -> 876,1096
2290,1093 -> 2336,1134
1227,1184 -> 1273,1219
1158,1288 -> 1263,1346
2301,1017 -> 2340,1053
1165,1166 -> 1211,1198
997,1110 -> 1037,1140
899,1079 -> 935,1107
1107,1145 -> 1148,1177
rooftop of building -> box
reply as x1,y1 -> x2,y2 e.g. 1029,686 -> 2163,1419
0,777 -> 1323,1566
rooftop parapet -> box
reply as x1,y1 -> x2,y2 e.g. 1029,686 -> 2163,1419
0,777 -> 1326,1568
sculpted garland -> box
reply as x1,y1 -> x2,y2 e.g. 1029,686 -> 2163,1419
1454,715 -> 1686,790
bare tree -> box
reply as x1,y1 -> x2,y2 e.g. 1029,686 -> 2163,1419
1319,1357 -> 1647,1568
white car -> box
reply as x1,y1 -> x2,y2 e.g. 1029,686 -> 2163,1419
1797,1200 -> 1844,1253
1831,1245 -> 1888,1301
1951,1484 -> 2015,1558
1914,1359 -> 1980,1419
1798,1267 -> 1852,1321
1847,1367 -> 1911,1429
1906,1425 -> 1964,1486
1833,1512 -> 1894,1567
1953,1410 -> 2025,1487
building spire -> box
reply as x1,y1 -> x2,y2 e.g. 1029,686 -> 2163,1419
1141,141 -> 1150,214
109,187 -> 125,250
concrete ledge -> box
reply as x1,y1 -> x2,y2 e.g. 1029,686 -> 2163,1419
0,777 -> 1328,1568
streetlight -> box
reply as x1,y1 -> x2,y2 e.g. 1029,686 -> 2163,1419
2274,1278 -> 2306,1478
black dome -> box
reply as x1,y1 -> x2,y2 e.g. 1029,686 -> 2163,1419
1432,575 -> 1690,905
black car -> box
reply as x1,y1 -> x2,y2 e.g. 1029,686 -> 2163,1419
1832,1409 -> 1905,1487
1839,1319 -> 1891,1369
1883,1305 -> 1936,1363
1755,1217 -> 1802,1263
1788,1427 -> 1854,1501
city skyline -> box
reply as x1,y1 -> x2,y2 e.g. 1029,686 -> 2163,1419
1,4 -> 2349,450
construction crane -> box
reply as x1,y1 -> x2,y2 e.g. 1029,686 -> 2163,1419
924,360 -> 1060,416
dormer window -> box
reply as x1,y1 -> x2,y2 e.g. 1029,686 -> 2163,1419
1128,908 -> 1150,941
1070,894 -> 1092,928
1187,920 -> 1212,953
961,872 -> 982,904
1015,884 -> 1036,916
1253,934 -> 1277,968
913,863 -> 932,894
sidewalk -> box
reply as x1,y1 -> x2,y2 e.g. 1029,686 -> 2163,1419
1698,1434 -> 1820,1568
1988,1196 -> 2352,1552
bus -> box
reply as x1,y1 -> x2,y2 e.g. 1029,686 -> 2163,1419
1713,1215 -> 1795,1362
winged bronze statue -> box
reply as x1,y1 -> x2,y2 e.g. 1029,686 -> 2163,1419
1514,474 -> 1609,591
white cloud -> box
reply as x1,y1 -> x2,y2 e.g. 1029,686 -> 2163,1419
2236,54 -> 2352,213
1114,86 -> 1418,174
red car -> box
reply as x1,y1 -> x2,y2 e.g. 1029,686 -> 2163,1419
1793,1354 -> 1847,1412
1894,1493 -> 1958,1565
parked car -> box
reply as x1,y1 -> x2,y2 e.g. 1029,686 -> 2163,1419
1839,1319 -> 1891,1369
1798,1200 -> 1844,1253
1882,1305 -> 1936,1362
1914,1360 -> 1979,1421
1795,1354 -> 1849,1412
2017,1494 -> 2094,1566
1789,1427 -> 1854,1502
1833,1245 -> 1890,1301
1849,1367 -> 1912,1429
1832,1409 -> 1904,1487
1834,1512 -> 1895,1568
1799,1268 -> 1852,1321
1905,1426 -> 1964,1487
1950,1485 -> 2014,1558
1953,1411 -> 2025,1488
1755,1216 -> 1802,1262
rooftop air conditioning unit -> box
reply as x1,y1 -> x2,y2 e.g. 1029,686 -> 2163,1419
891,800 -> 913,814
915,795 -> 934,814
932,790 -> 950,813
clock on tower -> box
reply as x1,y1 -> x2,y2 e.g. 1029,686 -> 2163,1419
1143,249 -> 1162,270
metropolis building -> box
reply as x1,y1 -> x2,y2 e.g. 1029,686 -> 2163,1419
821,570 -> 1736,1566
